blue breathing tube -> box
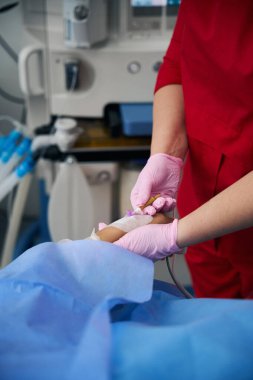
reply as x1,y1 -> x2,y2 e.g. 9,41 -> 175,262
16,137 -> 32,157
0,137 -> 32,183
15,153 -> 35,178
0,130 -> 22,155
0,136 -> 7,150
0,151 -> 35,203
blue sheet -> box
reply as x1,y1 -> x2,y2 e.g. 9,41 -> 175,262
0,240 -> 253,380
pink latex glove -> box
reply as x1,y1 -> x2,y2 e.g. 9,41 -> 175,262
114,219 -> 181,260
131,153 -> 184,215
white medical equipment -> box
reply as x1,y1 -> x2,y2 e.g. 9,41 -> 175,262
63,0 -> 108,48
48,156 -> 95,241
19,0 -> 180,130
1,1 -> 190,296
0,116 -> 83,266
15,0 -> 180,230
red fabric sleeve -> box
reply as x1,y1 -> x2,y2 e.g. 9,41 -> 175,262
154,1 -> 186,93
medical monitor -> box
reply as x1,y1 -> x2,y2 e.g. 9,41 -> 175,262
128,0 -> 180,33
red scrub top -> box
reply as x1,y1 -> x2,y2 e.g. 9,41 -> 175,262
155,0 -> 253,298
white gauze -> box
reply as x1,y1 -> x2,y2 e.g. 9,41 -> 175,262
85,228 -> 101,240
109,214 -> 153,232
86,214 -> 153,240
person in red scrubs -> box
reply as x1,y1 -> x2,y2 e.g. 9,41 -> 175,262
115,0 -> 253,299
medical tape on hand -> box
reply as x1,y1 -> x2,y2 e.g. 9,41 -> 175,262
86,228 -> 101,241
86,215 -> 153,240
109,214 -> 153,233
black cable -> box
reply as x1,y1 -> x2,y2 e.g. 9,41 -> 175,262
0,34 -> 18,62
0,2 -> 19,13
0,34 -> 25,105
0,5 -> 25,107
166,256 -> 194,299
0,87 -> 24,105
20,106 -> 27,124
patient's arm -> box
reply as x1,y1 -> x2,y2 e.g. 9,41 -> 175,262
96,213 -> 173,243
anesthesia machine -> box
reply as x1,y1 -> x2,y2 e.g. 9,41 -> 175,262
19,0 -> 179,129
0,0 -> 181,266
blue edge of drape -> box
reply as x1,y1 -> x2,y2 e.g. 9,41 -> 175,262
0,240 -> 253,380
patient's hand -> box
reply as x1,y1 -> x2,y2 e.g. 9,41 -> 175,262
96,213 -> 174,243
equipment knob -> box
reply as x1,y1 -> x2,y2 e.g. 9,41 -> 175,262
153,61 -> 162,72
96,171 -> 111,183
74,5 -> 89,20
127,61 -> 141,74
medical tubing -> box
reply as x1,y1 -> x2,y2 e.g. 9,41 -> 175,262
0,141 -> 18,168
31,69 -> 78,156
166,256 -> 194,299
31,135 -> 56,153
0,172 -> 20,202
0,136 -> 7,150
0,159 -> 16,183
53,65 -> 78,125
0,86 -> 25,105
0,2 -> 19,14
15,153 -> 35,178
0,153 -> 35,202
13,136 -> 31,157
0,116 -> 24,132
164,207 -> 193,298
70,65 -> 78,91
0,137 -> 32,182
1,173 -> 33,267
0,33 -> 18,62
0,129 -> 22,155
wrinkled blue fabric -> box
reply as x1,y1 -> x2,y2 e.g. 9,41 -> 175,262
0,240 -> 253,380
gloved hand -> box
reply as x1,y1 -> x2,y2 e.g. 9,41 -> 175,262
131,153 -> 183,215
114,219 -> 182,260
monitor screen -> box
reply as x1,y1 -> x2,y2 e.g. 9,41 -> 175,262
129,0 -> 180,29
131,0 -> 180,6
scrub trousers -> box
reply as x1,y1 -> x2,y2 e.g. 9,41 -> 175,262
177,137 -> 253,299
